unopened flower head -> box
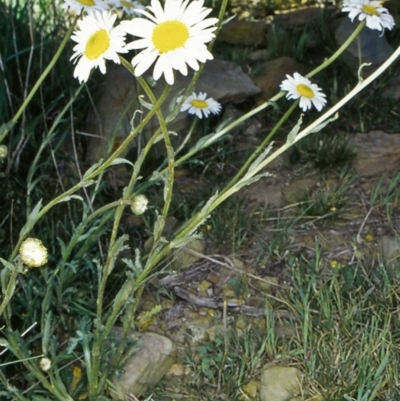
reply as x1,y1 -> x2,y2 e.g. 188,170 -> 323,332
109,0 -> 145,16
280,72 -> 327,112
62,0 -> 110,14
19,238 -> 48,268
131,194 -> 149,215
121,0 -> 219,85
177,92 -> 221,119
342,0 -> 395,31
39,357 -> 52,372
70,10 -> 128,83
0,145 -> 7,159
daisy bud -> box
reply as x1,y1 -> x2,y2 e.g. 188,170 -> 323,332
19,238 -> 48,268
39,357 -> 52,372
131,194 -> 149,216
0,145 -> 7,159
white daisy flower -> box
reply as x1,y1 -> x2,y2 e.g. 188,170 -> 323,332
280,73 -> 327,112
108,0 -> 146,16
342,0 -> 395,31
121,0 -> 219,85
177,92 -> 221,119
62,0 -> 110,15
19,238 -> 48,268
70,11 -> 128,83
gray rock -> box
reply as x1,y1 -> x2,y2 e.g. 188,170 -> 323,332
378,236 -> 400,266
85,59 -> 261,163
172,238 -> 205,270
253,57 -> 308,102
260,365 -> 302,401
273,6 -> 325,31
111,332 -> 176,400
283,177 -> 319,204
350,131 -> 400,177
218,20 -> 267,46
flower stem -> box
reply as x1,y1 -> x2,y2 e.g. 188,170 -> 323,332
89,58 -> 173,399
0,262 -> 20,321
9,57 -> 170,263
170,21 -> 366,170
307,20 -> 365,79
138,37 -> 400,279
222,100 -> 299,193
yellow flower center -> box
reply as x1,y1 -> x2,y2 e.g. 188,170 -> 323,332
191,99 -> 208,109
84,29 -> 110,60
78,0 -> 96,5
121,0 -> 134,7
296,83 -> 314,98
361,4 -> 380,16
152,20 -> 189,53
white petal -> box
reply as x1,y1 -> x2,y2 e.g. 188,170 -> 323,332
121,19 -> 156,38
133,50 -> 159,76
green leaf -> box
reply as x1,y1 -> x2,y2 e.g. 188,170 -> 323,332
150,170 -> 167,183
307,112 -> 339,135
122,248 -> 143,279
222,13 -> 237,26
226,277 -> 241,296
358,62 -> 372,82
129,109 -> 144,132
190,132 -> 219,151
27,176 -> 46,195
137,304 -> 162,323
153,130 -> 178,144
110,158 -> 134,167
0,121 -> 15,140
55,195 -> 84,205
287,114 -> 303,145
41,312 -> 52,355
57,238 -> 67,260
0,258 -> 16,271
153,214 -> 166,239
235,172 -> 272,191
138,94 -> 153,111
179,192 -> 219,238
19,199 -> 43,236
247,142 -> 274,173
104,235 -> 130,277
77,226 -> 99,243
81,179 -> 96,188
170,233 -> 203,249
83,159 -> 104,180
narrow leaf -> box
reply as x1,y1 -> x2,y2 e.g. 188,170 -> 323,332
19,199 -> 42,236
0,258 -> 16,271
248,142 -> 274,173
55,195 -> 84,204
83,159 -> 104,179
110,158 -> 134,167
307,113 -> 339,135
138,94 -> 153,111
287,114 -> 303,145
